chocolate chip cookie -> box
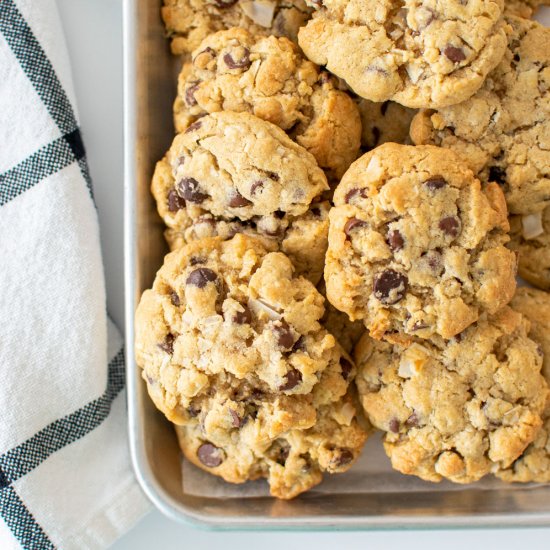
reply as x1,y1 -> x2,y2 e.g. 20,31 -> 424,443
174,28 -> 361,179
411,16 -> 550,215
151,111 -> 329,283
325,143 -> 516,343
355,307 -> 548,483
135,234 -> 367,498
162,0 -> 312,55
298,0 -> 508,108
496,288 -> 550,483
356,99 -> 416,151
509,207 -> 550,290
175,389 -> 367,499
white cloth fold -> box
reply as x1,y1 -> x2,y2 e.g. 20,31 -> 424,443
0,1 -> 150,547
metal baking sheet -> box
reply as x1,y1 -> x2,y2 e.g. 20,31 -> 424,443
123,0 -> 550,528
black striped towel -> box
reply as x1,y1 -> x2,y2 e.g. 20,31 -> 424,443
0,1 -> 149,547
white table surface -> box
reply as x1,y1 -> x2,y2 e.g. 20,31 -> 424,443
55,0 -> 550,548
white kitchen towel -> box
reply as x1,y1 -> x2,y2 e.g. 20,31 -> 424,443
0,1 -> 150,548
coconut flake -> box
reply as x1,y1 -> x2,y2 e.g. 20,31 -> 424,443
398,343 -> 428,378
240,0 -> 276,28
365,153 -> 384,180
334,402 -> 356,426
522,212 -> 544,240
248,298 -> 282,321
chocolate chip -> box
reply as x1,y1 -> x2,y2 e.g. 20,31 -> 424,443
387,229 -> 404,251
412,321 -> 429,331
389,418 -> 400,433
250,180 -> 263,195
195,46 -> 215,59
373,269 -> 408,305
189,256 -> 206,266
185,120 -> 202,133
170,291 -> 180,306
229,409 -> 242,428
425,176 -> 447,190
489,166 -> 506,185
157,333 -> 174,354
405,411 -> 419,428
186,267 -> 218,288
443,46 -> 466,63
291,336 -> 305,353
344,217 -> 366,236
277,444 -> 290,465
274,210 -> 285,219
380,101 -> 389,116
340,358 -> 353,380
439,216 -> 461,238
213,0 -> 238,7
311,207 -> 321,217
177,177 -> 209,203
188,405 -> 200,417
167,188 -> 186,212
274,320 -> 295,350
185,81 -> 200,106
223,48 -> 251,70
197,443 -> 223,467
279,368 -> 302,391
334,448 -> 353,467
232,305 -> 252,325
228,190 -> 252,208
426,249 -> 442,271
344,188 -> 362,203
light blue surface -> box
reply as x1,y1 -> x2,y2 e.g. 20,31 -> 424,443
56,0 -> 550,547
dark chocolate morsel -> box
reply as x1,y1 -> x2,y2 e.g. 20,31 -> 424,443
197,443 -> 223,467
186,267 -> 218,288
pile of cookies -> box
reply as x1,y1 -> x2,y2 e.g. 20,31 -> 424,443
134,0 -> 550,499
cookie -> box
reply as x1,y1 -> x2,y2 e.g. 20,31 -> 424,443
162,0 -> 312,55
509,207 -> 550,290
297,0 -> 508,108
151,111 -> 329,283
135,234 -> 367,498
174,28 -> 362,179
504,0 -> 548,17
356,99 -> 416,151
325,143 -> 516,343
496,288 -> 550,483
410,16 -> 550,215
355,307 -> 548,483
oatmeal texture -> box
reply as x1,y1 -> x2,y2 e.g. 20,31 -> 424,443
135,235 -> 367,498
411,16 -> 550,215
298,0 -> 508,108
355,307 -> 548,483
325,143 -> 516,343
